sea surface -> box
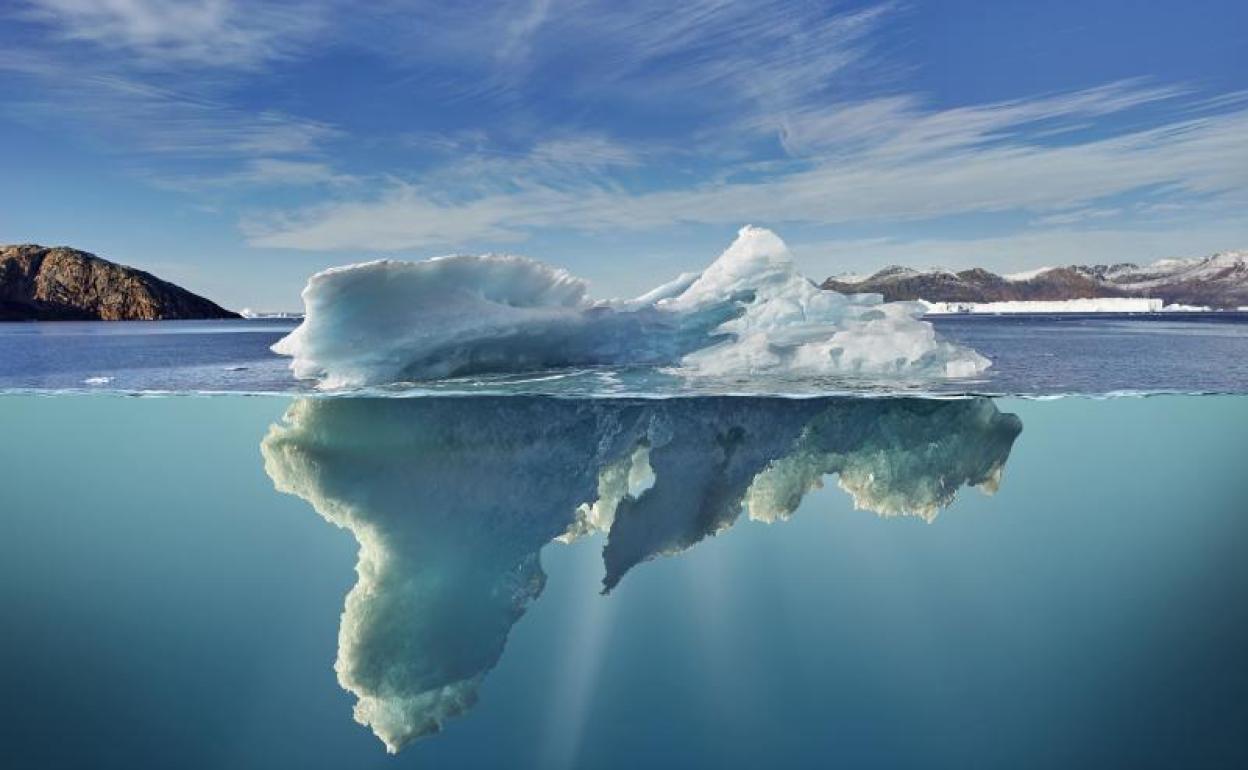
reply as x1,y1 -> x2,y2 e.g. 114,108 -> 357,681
2,314 -> 1248,395
1,317 -> 1247,768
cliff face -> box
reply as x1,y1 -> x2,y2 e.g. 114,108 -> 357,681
0,245 -> 239,321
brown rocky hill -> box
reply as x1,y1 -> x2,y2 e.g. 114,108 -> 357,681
0,245 -> 239,321
822,266 -> 1127,303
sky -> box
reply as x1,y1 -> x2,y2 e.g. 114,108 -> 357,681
1,0 -> 1245,311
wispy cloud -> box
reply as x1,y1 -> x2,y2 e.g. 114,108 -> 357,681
397,133 -> 645,197
563,0 -> 893,104
770,79 -> 1191,158
247,85 -> 1248,251
14,0 -> 327,69
1030,207 -> 1124,227
0,44 -> 342,188
363,1 -> 897,141
1,1 -> 350,192
496,0 -> 554,69
243,186 -> 555,249
151,158 -> 359,191
795,219 -> 1248,278
0,58 -> 338,154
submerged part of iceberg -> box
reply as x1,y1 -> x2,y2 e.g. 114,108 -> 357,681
273,227 -> 989,388
588,396 -> 1021,590
261,395 -> 1021,752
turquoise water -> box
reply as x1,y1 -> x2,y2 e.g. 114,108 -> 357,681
2,394 -> 1246,768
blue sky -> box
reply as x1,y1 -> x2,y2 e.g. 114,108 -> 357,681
1,0 -> 1245,310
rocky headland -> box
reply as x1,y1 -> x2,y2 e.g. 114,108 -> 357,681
0,245 -> 239,321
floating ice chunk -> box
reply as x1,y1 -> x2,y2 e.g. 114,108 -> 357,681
82,376 -> 112,385
274,227 -> 989,388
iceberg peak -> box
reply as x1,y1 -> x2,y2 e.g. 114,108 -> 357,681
664,225 -> 794,306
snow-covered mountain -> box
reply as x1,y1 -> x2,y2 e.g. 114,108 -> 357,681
821,251 -> 1248,309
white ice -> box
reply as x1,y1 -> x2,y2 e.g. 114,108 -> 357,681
922,297 -> 1167,314
274,227 -> 989,388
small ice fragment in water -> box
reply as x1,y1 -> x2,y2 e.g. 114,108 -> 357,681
83,376 -> 112,385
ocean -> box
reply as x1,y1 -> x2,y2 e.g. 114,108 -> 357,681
1,316 -> 1246,768
3,313 -> 1248,395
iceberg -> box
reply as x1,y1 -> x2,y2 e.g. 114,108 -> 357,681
273,227 -> 989,389
261,395 -> 1022,752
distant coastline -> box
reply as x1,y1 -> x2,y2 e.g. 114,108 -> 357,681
239,309 -> 304,320
921,298 -> 1248,315
824,251 -> 1248,311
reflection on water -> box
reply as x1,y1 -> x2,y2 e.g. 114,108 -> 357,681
261,396 -> 1022,752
